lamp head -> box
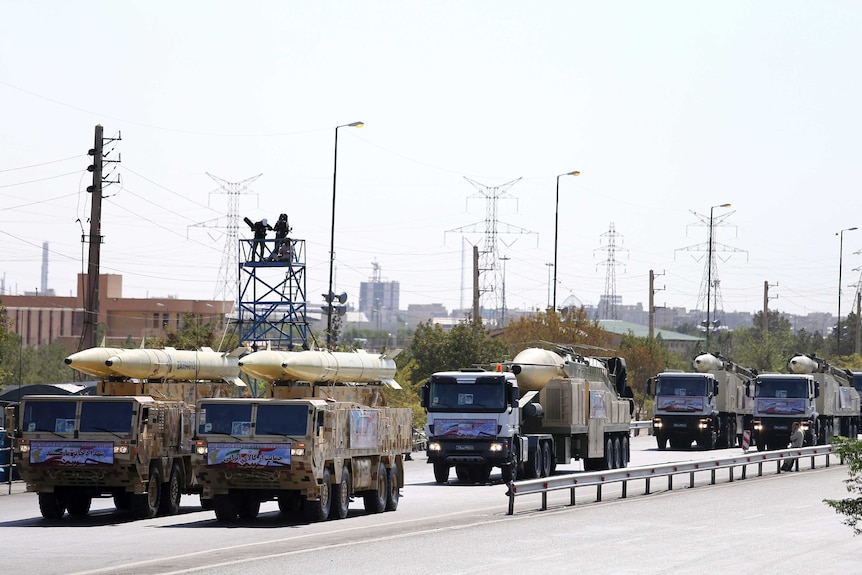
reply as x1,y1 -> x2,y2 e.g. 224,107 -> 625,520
348,121 -> 364,128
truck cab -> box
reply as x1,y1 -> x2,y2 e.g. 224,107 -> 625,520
420,369 -> 522,484
649,372 -> 719,449
749,374 -> 818,449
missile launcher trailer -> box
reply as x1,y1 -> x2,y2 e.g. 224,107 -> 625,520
648,353 -> 755,450
7,346 -> 242,520
190,348 -> 412,522
421,346 -> 633,484
749,354 -> 860,450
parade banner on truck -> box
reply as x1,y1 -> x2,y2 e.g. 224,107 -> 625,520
206,443 -> 291,467
656,396 -> 704,413
434,418 -> 496,438
29,441 -> 113,466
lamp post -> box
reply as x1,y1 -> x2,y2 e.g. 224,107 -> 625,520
836,226 -> 858,355
553,170 -> 580,312
326,121 -> 363,350
705,203 -> 731,350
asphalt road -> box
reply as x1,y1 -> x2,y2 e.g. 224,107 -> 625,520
1,435 -> 857,574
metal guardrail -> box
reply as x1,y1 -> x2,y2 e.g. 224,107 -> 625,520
506,444 -> 837,515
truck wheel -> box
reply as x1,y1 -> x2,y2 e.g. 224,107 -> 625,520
134,465 -> 161,519
213,494 -> 238,521
501,461 -> 517,483
237,495 -> 260,520
621,436 -> 630,468
66,493 -> 92,517
200,496 -> 214,511
470,464 -> 492,483
386,462 -> 400,511
433,463 -> 450,484
656,435 -> 667,450
304,467 -> 332,522
277,493 -> 302,516
160,464 -> 183,516
527,446 -> 542,479
541,442 -> 553,477
113,492 -> 133,512
363,462 -> 387,513
329,465 -> 350,519
455,465 -> 469,481
604,438 -> 614,470
38,492 -> 65,519
612,437 -> 622,470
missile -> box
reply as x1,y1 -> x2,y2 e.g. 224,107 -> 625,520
104,346 -> 246,383
238,349 -> 402,388
692,353 -> 723,373
65,347 -> 131,378
788,354 -> 818,374
510,347 -> 566,392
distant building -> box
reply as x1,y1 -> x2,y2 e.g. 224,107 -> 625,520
598,319 -> 703,355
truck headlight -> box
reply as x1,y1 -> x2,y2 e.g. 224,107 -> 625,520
653,419 -> 663,429
753,422 -> 763,431
698,420 -> 708,430
489,442 -> 503,452
19,444 -> 30,453
113,445 -> 129,454
428,442 -> 441,451
291,447 -> 305,456
196,445 -> 208,455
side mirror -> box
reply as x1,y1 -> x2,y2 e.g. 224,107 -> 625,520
646,378 -> 653,396
509,384 -> 520,408
419,384 -> 429,408
744,381 -> 751,397
713,382 -> 719,397
814,381 -> 820,399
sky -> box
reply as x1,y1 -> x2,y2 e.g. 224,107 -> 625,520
1,1 -> 861,321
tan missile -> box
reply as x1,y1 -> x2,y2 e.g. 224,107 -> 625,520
104,347 -> 246,383
693,353 -> 723,372
65,347 -> 130,378
238,349 -> 402,388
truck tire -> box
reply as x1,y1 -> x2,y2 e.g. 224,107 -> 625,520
277,493 -> 302,516
66,493 -> 92,517
621,436 -> 630,468
433,462 -> 450,484
200,496 -> 214,511
113,492 -> 133,512
237,495 -> 260,520
304,467 -> 332,522
527,446 -> 542,479
213,494 -> 238,521
329,465 -> 350,519
160,464 -> 183,516
38,492 -> 65,519
612,437 -> 622,469
501,461 -> 517,483
541,442 -> 553,477
134,465 -> 161,519
363,462 -> 387,513
604,438 -> 614,470
455,465 -> 469,481
386,463 -> 400,511
469,464 -> 492,483
656,435 -> 668,450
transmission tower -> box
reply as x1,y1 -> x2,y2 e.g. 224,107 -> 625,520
188,173 -> 261,310
445,177 -> 536,326
675,208 -> 747,336
594,222 -> 627,319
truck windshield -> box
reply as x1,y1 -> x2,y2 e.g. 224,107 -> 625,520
256,404 -> 309,436
199,403 -> 253,435
756,377 -> 808,398
22,401 -> 77,433
80,401 -> 134,434
427,375 -> 507,412
852,373 -> 862,394
655,376 -> 708,397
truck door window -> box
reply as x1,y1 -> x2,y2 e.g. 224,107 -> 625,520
80,401 -> 134,434
22,401 -> 77,433
256,404 -> 309,436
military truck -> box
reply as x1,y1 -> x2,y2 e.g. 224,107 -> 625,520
421,346 -> 633,484
748,354 -> 860,450
648,353 -> 756,450
191,348 -> 413,522
8,346 -> 241,520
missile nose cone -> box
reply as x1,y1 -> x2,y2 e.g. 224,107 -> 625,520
105,360 -> 114,366
64,357 -> 73,365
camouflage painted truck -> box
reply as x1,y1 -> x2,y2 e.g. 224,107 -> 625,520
421,345 -> 633,484
6,346 -> 243,520
192,348 -> 412,522
647,353 -> 756,450
748,354 -> 860,450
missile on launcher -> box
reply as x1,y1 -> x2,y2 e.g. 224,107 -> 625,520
692,353 -> 723,373
104,346 -> 247,385
65,347 -> 130,378
788,354 -> 819,374
238,348 -> 402,388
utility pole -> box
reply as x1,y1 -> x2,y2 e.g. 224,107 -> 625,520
762,281 -> 778,340
500,255 -> 510,326
856,292 -> 861,356
82,125 -> 104,351
472,245 -> 480,324
648,270 -> 665,339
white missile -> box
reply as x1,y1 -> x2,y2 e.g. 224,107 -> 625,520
788,354 -> 818,374
510,348 -> 567,392
104,347 -> 245,383
693,353 -> 723,373
238,349 -> 402,388
65,347 -> 130,378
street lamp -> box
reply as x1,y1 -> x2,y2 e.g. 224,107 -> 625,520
836,226 -> 858,355
553,170 -> 580,311
327,120 -> 363,350
705,203 -> 731,350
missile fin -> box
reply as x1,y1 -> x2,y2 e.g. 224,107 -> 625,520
381,378 -> 402,390
382,349 -> 403,360
227,346 -> 248,358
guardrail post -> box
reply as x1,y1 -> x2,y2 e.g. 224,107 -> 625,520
645,477 -> 651,495
758,461 -> 763,476
621,479 -> 627,499
729,466 -> 734,482
741,463 -> 747,480
689,471 -> 694,489
541,489 -> 548,511
710,469 -> 715,485
667,474 -> 673,491
596,483 -> 602,502
507,483 -> 515,515
570,485 -> 576,506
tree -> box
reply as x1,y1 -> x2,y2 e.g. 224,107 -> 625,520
500,307 -> 611,358
618,333 -> 671,420
382,355 -> 426,428
824,437 -> 862,535
409,318 -> 508,386
0,302 -> 15,388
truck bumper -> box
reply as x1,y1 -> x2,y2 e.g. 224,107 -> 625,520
426,437 -> 511,467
